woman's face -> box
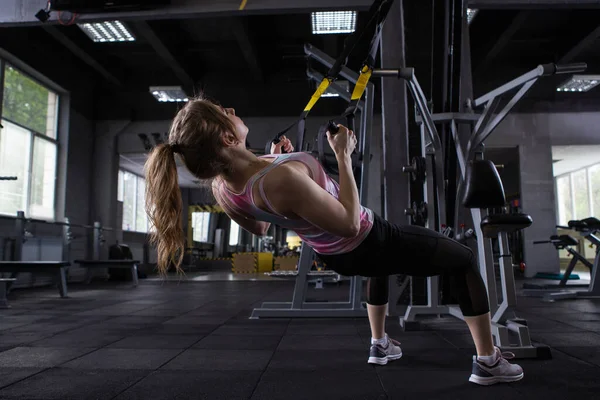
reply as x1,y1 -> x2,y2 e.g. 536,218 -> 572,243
222,107 -> 249,144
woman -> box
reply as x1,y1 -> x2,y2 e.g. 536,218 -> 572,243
145,96 -> 524,386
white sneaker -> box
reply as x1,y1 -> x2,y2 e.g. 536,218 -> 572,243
469,347 -> 524,385
367,334 -> 403,365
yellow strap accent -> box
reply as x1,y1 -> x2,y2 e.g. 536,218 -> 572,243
239,0 -> 248,10
304,78 -> 332,112
350,66 -> 373,101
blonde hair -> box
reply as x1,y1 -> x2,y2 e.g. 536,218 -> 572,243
145,96 -> 236,275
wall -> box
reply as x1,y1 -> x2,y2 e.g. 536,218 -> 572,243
485,112 -> 600,277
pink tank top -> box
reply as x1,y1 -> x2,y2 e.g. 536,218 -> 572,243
215,152 -> 374,255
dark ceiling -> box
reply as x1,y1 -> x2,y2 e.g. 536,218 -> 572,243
2,3 -> 600,122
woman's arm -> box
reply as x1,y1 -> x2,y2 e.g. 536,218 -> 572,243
263,164 -> 360,238
262,126 -> 361,238
212,183 -> 271,236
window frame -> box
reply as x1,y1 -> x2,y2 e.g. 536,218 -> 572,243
0,61 -> 60,220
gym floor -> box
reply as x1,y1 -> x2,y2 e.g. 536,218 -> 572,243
0,278 -> 599,399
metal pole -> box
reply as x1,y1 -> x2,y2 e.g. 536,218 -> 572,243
380,0 -> 410,226
14,211 -> 25,262
93,222 -> 101,260
473,65 -> 544,107
62,217 -> 71,262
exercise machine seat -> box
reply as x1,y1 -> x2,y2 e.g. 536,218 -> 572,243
568,217 -> 600,232
462,160 -> 506,209
481,213 -> 533,238
568,219 -> 588,230
554,234 -> 579,247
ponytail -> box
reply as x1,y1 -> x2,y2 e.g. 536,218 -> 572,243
145,144 -> 184,275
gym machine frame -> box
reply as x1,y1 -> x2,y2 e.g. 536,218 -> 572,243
250,44 -> 375,318
372,61 -> 586,358
524,220 -> 600,301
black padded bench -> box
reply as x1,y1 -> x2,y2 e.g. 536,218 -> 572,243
0,261 -> 71,298
0,278 -> 17,308
75,260 -> 140,287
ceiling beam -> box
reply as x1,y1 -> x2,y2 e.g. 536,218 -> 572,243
468,0 -> 600,8
230,18 -> 264,83
475,11 -> 530,74
132,21 -> 195,91
42,26 -> 122,86
0,0 -> 372,27
558,25 -> 600,64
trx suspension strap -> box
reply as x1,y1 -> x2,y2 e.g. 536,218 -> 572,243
318,0 -> 393,176
268,0 -> 392,153
337,0 -> 393,133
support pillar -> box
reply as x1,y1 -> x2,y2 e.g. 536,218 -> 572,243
92,120 -> 131,259
381,0 -> 411,316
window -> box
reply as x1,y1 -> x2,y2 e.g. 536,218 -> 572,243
572,170 -> 589,220
0,64 -> 59,219
229,220 -> 240,246
192,212 -> 211,243
590,165 -> 600,217
555,162 -> 600,225
117,169 -> 149,232
556,175 -> 573,226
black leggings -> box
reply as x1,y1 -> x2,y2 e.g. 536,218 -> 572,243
317,213 -> 490,317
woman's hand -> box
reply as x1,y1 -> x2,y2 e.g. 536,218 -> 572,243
270,135 -> 294,154
326,124 -> 356,158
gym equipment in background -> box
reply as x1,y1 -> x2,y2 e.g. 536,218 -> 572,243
523,218 -> 600,301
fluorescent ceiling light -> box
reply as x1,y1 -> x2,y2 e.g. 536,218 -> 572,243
150,86 -> 189,102
556,75 -> 600,92
321,80 -> 350,97
467,8 -> 479,24
78,21 -> 135,43
311,11 -> 357,35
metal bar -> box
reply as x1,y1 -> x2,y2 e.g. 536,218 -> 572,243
492,233 -> 514,323
415,112 -> 481,123
62,218 -> 71,262
473,65 -> 544,107
472,209 -> 499,314
358,83 -> 374,208
405,79 -> 443,153
406,78 -> 447,225
14,211 -> 24,262
92,222 -> 102,260
0,213 -> 114,231
290,244 -> 311,309
306,68 -> 363,107
464,97 -> 501,163
57,267 -> 68,298
131,264 -> 139,287
450,120 -> 467,180
0,0 -> 374,26
470,79 -> 537,158
589,247 -> 600,295
304,43 -> 361,84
